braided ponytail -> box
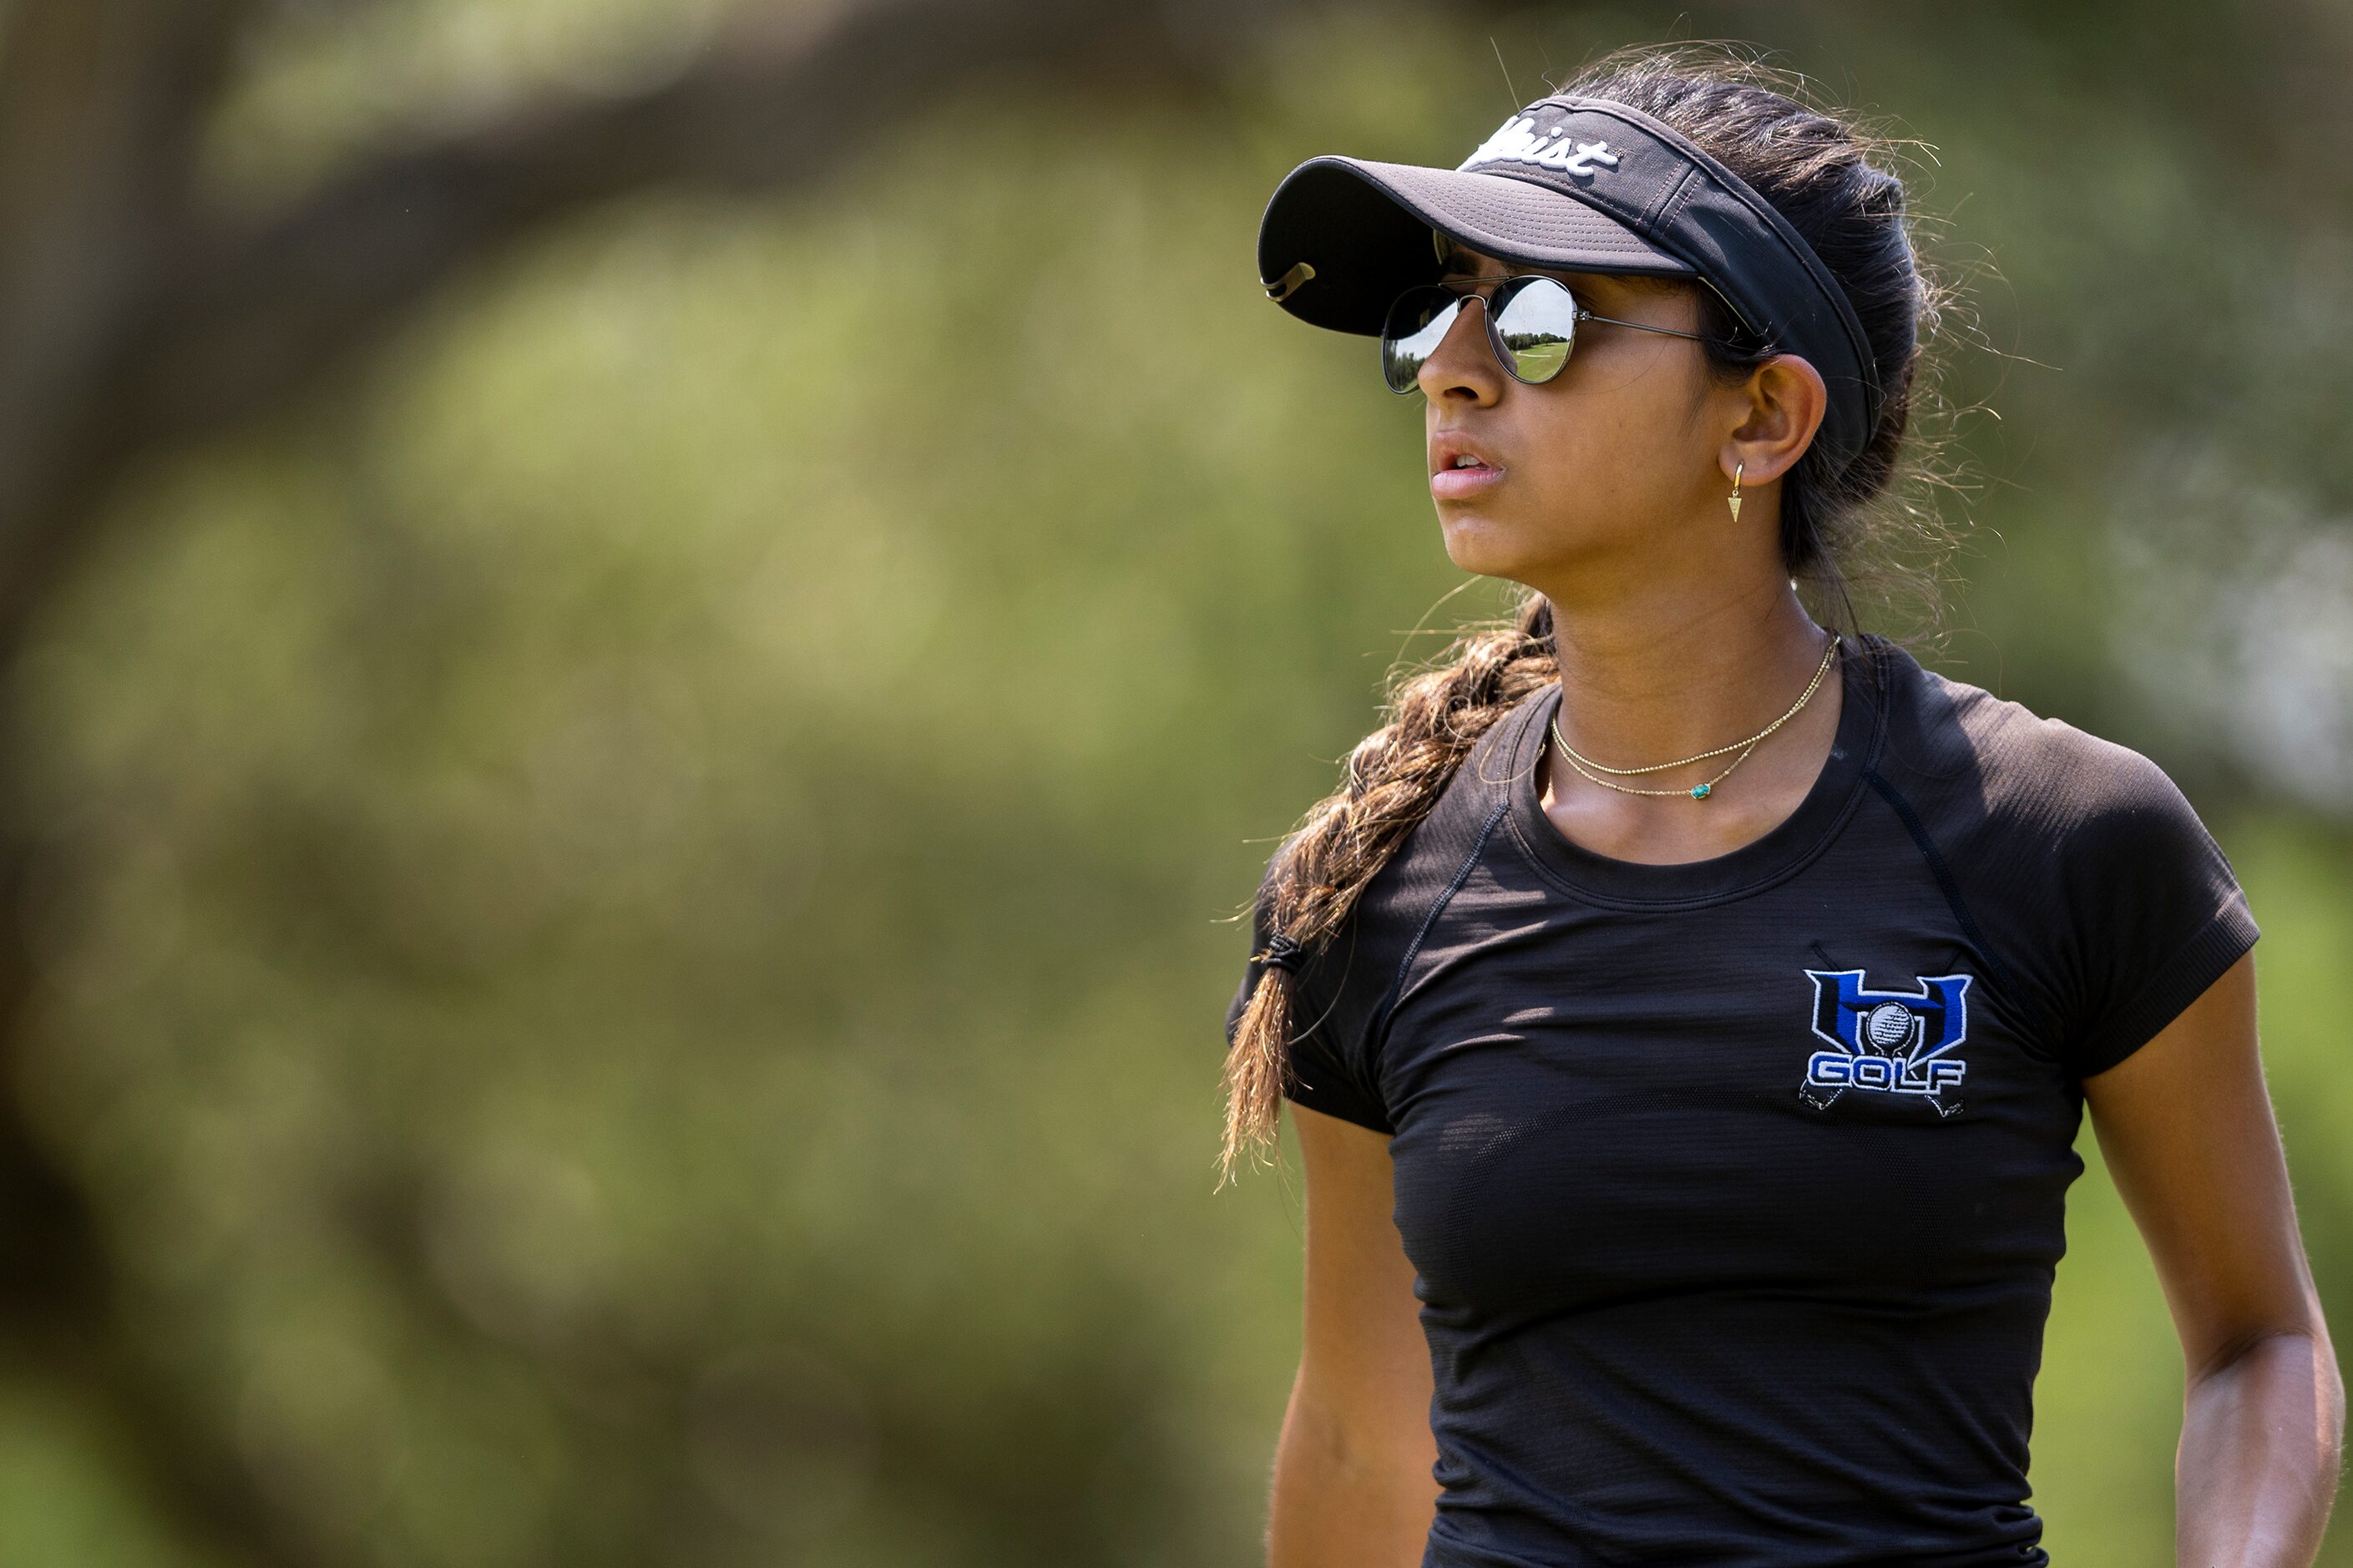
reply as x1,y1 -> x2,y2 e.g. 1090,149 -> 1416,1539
1217,593 -> 1557,1184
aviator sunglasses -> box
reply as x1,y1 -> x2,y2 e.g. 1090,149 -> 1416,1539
1380,273 -> 1714,394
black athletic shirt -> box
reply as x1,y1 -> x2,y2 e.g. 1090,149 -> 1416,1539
1224,634 -> 2259,1568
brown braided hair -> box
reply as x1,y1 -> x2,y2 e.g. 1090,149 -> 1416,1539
1217,41 -> 1969,1186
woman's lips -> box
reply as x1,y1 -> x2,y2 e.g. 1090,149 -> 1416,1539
1431,460 -> 1505,500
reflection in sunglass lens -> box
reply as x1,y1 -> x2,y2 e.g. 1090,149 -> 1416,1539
1492,276 -> 1579,383
1381,287 -> 1465,393
1379,277 -> 1588,393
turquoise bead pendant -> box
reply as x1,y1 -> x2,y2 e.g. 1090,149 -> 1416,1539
1690,783 -> 1713,800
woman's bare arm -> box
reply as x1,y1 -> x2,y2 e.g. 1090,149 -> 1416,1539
1268,1103 -> 1440,1568
2083,952 -> 2345,1567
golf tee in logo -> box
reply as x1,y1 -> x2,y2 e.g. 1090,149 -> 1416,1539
1799,969 -> 1974,1117
1459,115 -> 1622,178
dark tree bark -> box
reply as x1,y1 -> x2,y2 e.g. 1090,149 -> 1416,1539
0,2 -> 1290,1562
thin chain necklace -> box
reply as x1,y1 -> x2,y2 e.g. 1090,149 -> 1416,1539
1547,633 -> 1839,802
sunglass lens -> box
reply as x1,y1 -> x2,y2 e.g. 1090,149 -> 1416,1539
1492,276 -> 1578,383
1380,287 -> 1460,393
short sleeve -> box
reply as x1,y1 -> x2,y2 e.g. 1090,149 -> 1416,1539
1224,870 -> 1395,1136
2048,746 -> 2259,1079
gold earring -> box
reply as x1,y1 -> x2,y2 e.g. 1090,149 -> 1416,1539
1727,462 -> 1743,522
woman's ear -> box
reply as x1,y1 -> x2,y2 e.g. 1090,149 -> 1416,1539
1721,354 -> 1829,484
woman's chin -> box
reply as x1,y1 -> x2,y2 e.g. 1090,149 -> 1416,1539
1437,508 -> 1544,578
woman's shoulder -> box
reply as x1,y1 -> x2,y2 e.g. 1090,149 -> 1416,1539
1258,678 -> 1544,903
1228,685 -> 1544,1030
1863,635 -> 2208,853
1860,636 -> 2256,1075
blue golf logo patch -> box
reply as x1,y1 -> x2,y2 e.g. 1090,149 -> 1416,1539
1799,969 -> 1973,1117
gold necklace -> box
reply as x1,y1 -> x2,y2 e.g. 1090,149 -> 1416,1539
1547,634 -> 1839,802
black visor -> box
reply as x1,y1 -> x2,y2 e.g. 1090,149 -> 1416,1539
1257,94 -> 1905,476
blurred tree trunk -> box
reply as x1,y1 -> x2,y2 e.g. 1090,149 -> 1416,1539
0,1 -> 1280,1562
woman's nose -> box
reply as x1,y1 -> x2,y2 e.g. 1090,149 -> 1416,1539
1417,296 -> 1502,404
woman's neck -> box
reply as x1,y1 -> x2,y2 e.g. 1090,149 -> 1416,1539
1544,577 -> 1831,769
1531,567 -> 1848,867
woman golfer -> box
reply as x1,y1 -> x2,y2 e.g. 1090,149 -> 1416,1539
1221,43 -> 2343,1568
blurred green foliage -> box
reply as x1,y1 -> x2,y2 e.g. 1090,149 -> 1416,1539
2,2 -> 2347,1563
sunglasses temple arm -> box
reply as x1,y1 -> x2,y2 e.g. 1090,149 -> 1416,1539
1583,311 -> 1713,343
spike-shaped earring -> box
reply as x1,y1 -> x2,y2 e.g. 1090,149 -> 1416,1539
1727,461 -> 1744,522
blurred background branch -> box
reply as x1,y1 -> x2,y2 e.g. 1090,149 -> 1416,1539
0,0 -> 1261,652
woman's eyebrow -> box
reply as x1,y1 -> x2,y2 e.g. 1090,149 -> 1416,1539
1437,245 -> 1503,275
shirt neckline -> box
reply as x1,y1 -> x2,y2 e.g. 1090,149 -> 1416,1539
1496,631 -> 1890,908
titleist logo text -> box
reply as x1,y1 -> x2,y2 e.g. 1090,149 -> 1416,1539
1460,116 -> 1622,177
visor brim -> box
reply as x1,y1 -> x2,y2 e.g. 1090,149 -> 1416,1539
1257,156 -> 1698,335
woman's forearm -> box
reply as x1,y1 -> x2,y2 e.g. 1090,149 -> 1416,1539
1266,1366 -> 1437,1568
2176,1328 -> 2345,1567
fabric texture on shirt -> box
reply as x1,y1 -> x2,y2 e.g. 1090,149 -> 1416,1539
1224,633 -> 2259,1568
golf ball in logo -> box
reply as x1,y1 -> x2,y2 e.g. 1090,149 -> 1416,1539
1864,1002 -> 1915,1052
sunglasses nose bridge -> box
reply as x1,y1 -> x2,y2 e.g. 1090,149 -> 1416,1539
1466,287 -> 1506,367
1432,291 -> 1501,377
